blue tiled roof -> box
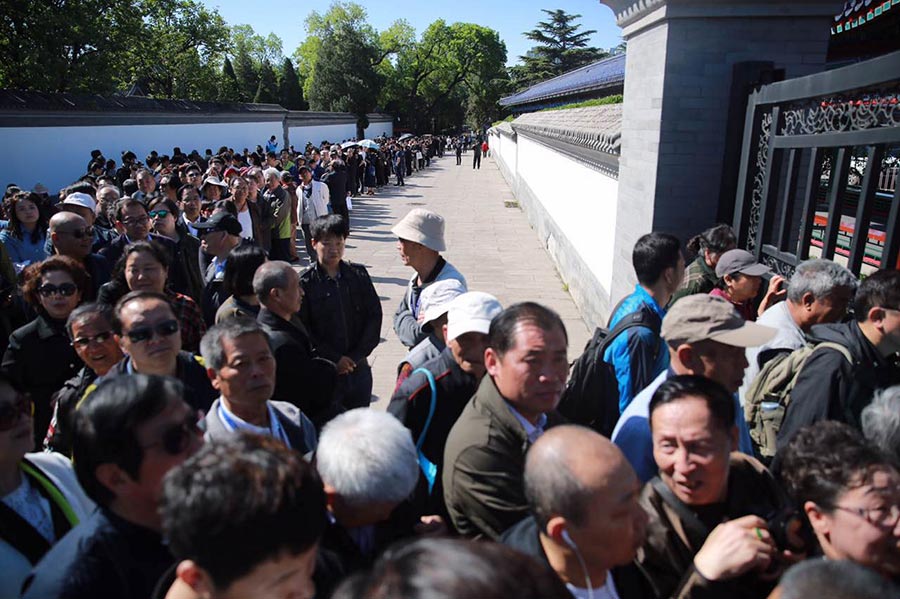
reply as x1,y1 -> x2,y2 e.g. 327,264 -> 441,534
500,53 -> 625,107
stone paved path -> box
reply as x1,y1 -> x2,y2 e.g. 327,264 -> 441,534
301,153 -> 592,406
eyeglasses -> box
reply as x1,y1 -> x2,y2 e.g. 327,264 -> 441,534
833,504 -> 900,528
121,216 -> 149,226
124,319 -> 179,343
148,210 -> 170,219
0,394 -> 33,431
186,172 -> 200,179
71,331 -> 114,348
140,412 -> 201,455
38,282 -> 78,297
59,226 -> 94,239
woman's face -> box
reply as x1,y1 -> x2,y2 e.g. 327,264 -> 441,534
725,273 -> 761,303
808,468 -> 900,577
38,269 -> 81,320
14,199 -> 39,227
125,250 -> 167,293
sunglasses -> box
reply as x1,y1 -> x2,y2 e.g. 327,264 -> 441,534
0,395 -> 33,432
71,330 -> 114,348
124,319 -> 179,343
59,226 -> 94,239
149,209 -> 170,219
141,412 -> 201,455
38,282 -> 78,297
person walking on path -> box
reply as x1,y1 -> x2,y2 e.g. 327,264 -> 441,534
472,141 -> 482,170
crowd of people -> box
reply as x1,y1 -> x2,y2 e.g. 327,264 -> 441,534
0,137 -> 897,599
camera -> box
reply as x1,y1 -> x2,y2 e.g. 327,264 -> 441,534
765,508 -> 810,553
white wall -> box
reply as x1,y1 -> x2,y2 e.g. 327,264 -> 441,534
364,121 -> 393,139
516,135 -> 618,294
0,120 -> 283,193
288,123 -> 357,148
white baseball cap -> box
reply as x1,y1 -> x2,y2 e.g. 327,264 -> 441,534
419,279 -> 467,325
446,292 -> 503,341
62,192 -> 96,211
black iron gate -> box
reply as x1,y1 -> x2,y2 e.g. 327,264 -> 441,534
733,50 -> 900,277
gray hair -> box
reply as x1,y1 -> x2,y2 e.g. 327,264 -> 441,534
316,409 -> 418,506
787,259 -> 858,302
778,559 -> 898,599
252,261 -> 294,304
861,384 -> 900,461
200,319 -> 271,372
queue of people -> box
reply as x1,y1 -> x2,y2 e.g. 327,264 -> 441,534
0,139 -> 897,599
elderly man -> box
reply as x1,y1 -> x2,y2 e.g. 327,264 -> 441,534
392,208 -> 467,349
389,291 -> 502,520
22,375 -> 202,599
195,211 -> 245,325
263,167 -> 291,261
160,434 -> 326,599
48,211 -> 111,300
740,258 -> 857,399
298,165 -> 330,260
102,291 -> 216,412
636,375 -> 795,599
502,425 -> 651,597
613,294 -> 775,482
200,319 -> 318,454
256,261 -> 337,426
45,303 -> 123,455
443,302 -> 569,539
316,409 -> 420,583
133,168 -> 156,202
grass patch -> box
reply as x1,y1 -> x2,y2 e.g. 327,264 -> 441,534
539,95 -> 623,112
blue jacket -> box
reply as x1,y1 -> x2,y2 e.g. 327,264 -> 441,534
603,285 -> 669,412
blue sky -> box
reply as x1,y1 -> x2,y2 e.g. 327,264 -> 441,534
200,0 -> 622,66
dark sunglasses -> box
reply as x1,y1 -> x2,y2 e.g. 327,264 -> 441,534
149,209 -> 170,219
141,412 -> 201,455
124,319 -> 179,343
59,226 -> 94,239
71,331 -> 114,348
38,282 -> 78,297
0,394 -> 33,432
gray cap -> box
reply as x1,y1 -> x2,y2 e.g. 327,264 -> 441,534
715,249 -> 771,278
391,209 -> 446,252
662,294 -> 776,348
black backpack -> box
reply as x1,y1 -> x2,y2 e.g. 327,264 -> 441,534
557,301 -> 662,438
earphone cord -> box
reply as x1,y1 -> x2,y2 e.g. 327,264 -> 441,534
570,543 -> 594,599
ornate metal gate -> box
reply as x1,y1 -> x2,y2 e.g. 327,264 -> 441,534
733,50 -> 900,277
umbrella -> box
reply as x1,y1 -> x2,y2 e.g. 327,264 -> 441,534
341,141 -> 359,149
398,133 -> 413,140
358,139 -> 380,150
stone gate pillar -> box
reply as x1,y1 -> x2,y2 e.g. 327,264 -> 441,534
600,0 -> 836,302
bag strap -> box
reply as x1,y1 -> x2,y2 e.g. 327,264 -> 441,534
21,459 -> 80,528
599,304 -> 663,357
411,368 -> 438,452
649,477 -> 711,549
0,500 -> 51,565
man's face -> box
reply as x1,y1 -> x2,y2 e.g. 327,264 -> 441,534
682,339 -> 749,394
97,188 -> 119,212
118,204 -> 151,240
185,170 -> 202,189
272,269 -> 303,315
210,333 -> 276,406
204,184 -> 222,201
651,396 -> 736,506
211,545 -> 318,599
137,171 -> 156,194
230,179 -> 249,204
397,238 -> 426,267
179,189 -> 201,221
52,215 -> 93,259
570,458 -> 648,569
266,174 -> 280,191
70,314 -> 122,376
808,286 -> 855,325
484,322 -> 568,421
447,331 -> 490,379
200,230 -> 228,257
117,298 -> 181,373
312,234 -> 345,269
300,170 -> 312,184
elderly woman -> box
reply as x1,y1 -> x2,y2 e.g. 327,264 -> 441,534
779,421 -> 900,582
0,374 -> 94,598
98,241 -> 206,352
1,256 -> 86,449
0,191 -> 50,270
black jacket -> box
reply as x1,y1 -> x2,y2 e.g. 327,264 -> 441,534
104,351 -> 217,413
388,347 -> 478,520
258,307 -> 338,426
322,162 -> 348,212
2,315 -> 82,449
299,261 -> 382,366
502,515 -> 654,598
777,320 -> 900,451
82,253 -> 112,301
46,366 -> 98,455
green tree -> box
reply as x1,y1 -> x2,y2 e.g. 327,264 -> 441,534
218,56 -> 241,102
232,45 -> 258,102
515,9 -> 606,88
279,58 -> 306,110
253,59 -> 279,103
308,22 -> 383,138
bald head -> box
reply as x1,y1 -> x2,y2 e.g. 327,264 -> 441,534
525,425 -> 633,529
50,211 -> 92,259
49,211 -> 87,233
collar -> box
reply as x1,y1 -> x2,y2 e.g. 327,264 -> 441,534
506,403 -> 547,444
420,256 -> 446,286
633,284 -> 666,318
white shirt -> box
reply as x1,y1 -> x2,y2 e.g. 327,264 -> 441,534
566,572 -> 620,599
236,205 -> 254,240
739,301 -> 806,405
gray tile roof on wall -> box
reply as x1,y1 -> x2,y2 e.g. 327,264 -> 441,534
511,104 -> 622,156
500,53 -> 625,107
0,89 -> 285,114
